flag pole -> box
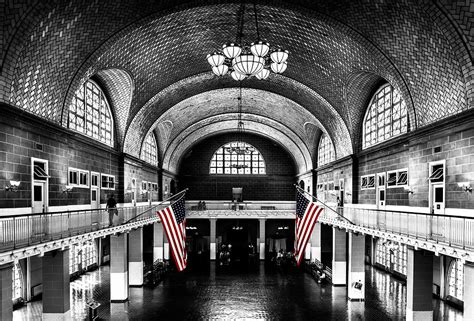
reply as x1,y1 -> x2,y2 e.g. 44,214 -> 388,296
293,184 -> 354,225
124,188 -> 189,224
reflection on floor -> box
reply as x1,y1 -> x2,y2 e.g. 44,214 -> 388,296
13,262 -> 463,320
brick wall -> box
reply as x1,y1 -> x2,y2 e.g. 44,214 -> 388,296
178,133 -> 296,201
354,111 -> 474,210
0,104 -> 163,210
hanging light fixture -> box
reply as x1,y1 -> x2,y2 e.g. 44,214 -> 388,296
224,85 -> 254,160
206,3 -> 289,80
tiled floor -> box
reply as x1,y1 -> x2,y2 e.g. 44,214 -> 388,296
14,262 -> 463,320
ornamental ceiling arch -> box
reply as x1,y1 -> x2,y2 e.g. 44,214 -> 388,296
1,0 -> 472,169
138,87 -> 337,162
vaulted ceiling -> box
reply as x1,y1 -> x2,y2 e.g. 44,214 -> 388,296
1,0 -> 473,174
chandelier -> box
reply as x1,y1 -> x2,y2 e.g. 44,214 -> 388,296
206,3 -> 289,80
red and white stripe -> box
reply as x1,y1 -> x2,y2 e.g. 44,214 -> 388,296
157,207 -> 187,272
295,202 -> 323,266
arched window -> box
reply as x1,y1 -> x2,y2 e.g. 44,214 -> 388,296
141,133 -> 158,166
68,80 -> 114,146
363,84 -> 408,149
448,259 -> 463,300
317,133 -> 335,167
209,142 -> 266,175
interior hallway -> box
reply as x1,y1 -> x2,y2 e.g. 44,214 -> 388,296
13,262 -> 462,320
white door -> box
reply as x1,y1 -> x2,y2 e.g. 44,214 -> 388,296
432,184 -> 445,214
376,173 -> 386,208
33,182 -> 45,213
91,187 -> 99,209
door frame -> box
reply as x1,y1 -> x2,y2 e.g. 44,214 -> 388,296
429,160 -> 446,214
31,157 -> 49,213
90,171 -> 100,209
376,172 -> 386,209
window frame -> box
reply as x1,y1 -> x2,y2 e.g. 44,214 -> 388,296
209,141 -> 266,175
386,168 -> 408,189
68,167 -> 89,188
362,84 -> 408,149
361,174 -> 375,190
68,79 -> 114,147
141,133 -> 158,167
317,133 -> 336,167
101,173 -> 115,190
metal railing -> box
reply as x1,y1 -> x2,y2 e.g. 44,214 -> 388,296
0,205 -> 157,252
318,206 -> 474,250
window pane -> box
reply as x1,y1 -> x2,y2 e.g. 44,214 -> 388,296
209,142 -> 265,175
363,85 -> 408,149
68,80 -> 113,146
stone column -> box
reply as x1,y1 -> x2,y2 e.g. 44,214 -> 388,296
259,219 -> 266,260
129,228 -> 143,286
153,223 -> 164,262
42,250 -> 70,320
311,223 -> 321,262
210,219 -> 217,260
332,227 -> 347,285
111,233 -> 128,302
406,247 -> 433,321
348,233 -> 365,300
463,262 -> 474,320
0,263 -> 13,321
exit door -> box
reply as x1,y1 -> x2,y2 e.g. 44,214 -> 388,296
432,184 -> 445,214
33,182 -> 45,213
376,173 -> 386,208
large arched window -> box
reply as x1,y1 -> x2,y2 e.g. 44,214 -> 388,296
363,84 -> 408,149
448,259 -> 463,300
317,133 -> 335,167
141,133 -> 158,166
210,142 -> 266,175
68,80 -> 114,146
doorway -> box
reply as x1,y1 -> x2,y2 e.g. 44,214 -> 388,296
429,161 -> 445,214
31,158 -> 49,213
91,172 -> 100,209
376,172 -> 386,209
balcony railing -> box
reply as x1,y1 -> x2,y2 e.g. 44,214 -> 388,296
319,206 -> 474,251
0,205 -> 157,252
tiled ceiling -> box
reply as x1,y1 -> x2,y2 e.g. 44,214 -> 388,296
1,0 -> 472,171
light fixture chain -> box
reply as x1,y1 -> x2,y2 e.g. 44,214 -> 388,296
253,2 -> 260,41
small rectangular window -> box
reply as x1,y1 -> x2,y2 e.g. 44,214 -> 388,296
387,172 -> 397,187
101,174 -> 115,190
91,173 -> 99,187
397,170 -> 408,185
68,168 -> 89,188
361,177 -> 368,189
367,176 -> 375,188
361,175 -> 375,189
429,165 -> 444,183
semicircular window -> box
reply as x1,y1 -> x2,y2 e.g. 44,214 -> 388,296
68,80 -> 114,146
141,132 -> 158,167
363,84 -> 408,149
317,133 -> 335,167
210,142 -> 266,175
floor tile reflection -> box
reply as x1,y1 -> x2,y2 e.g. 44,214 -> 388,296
13,262 -> 463,320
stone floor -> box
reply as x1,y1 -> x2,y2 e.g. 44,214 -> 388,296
14,262 -> 463,320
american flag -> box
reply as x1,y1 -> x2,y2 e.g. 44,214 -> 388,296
157,195 -> 187,272
294,189 -> 323,267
